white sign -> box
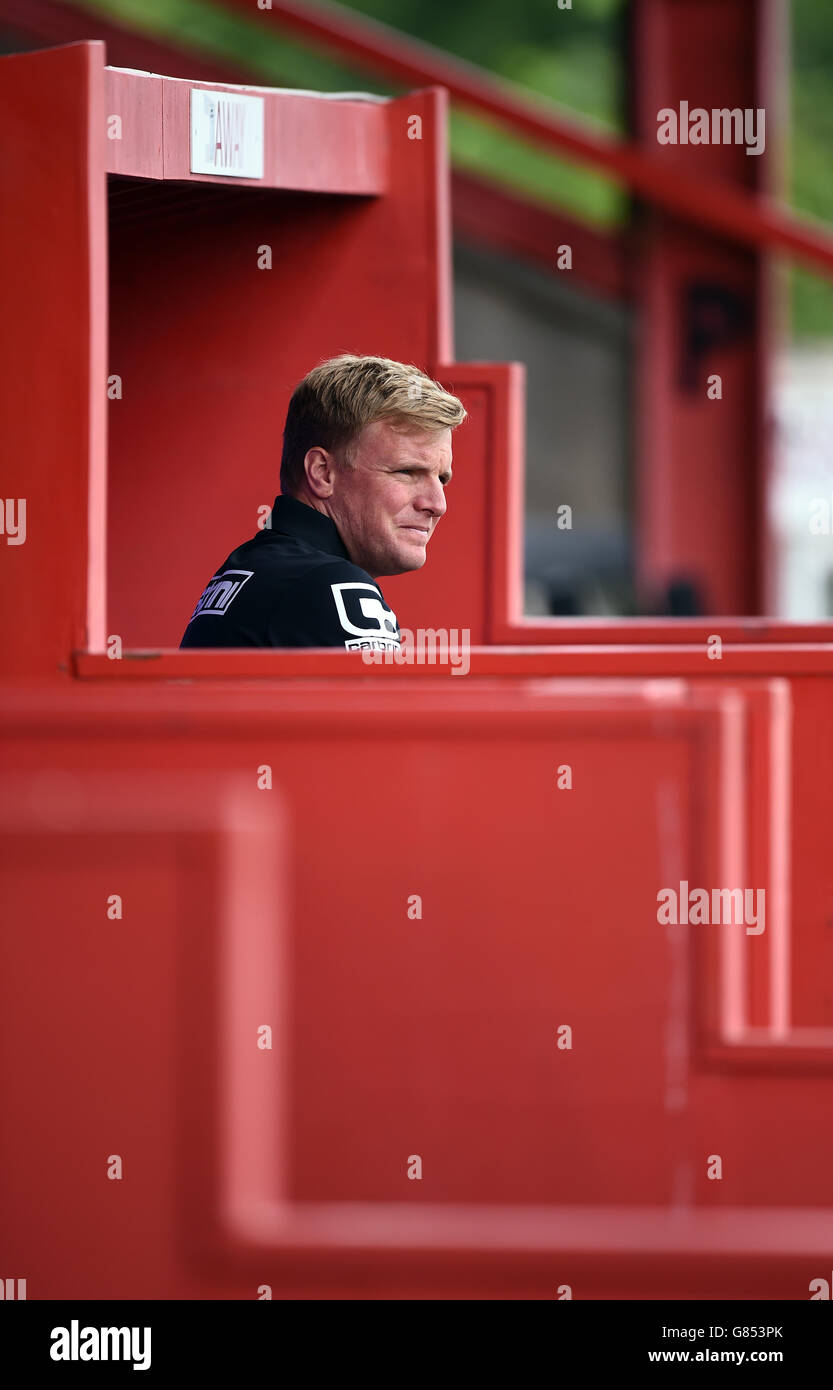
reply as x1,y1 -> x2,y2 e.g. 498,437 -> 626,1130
190,89 -> 264,179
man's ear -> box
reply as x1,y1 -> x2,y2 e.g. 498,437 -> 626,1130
303,447 -> 337,499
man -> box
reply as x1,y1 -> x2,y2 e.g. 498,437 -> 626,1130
180,354 -> 467,650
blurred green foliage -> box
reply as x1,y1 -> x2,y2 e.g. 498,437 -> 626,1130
788,0 -> 833,335
75,0 -> 832,336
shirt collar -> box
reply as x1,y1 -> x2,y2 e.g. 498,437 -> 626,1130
267,495 -> 351,561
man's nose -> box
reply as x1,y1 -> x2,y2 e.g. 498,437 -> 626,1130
416,477 -> 447,517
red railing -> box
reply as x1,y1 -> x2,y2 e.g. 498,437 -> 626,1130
3,0 -> 833,276
220,0 -> 833,278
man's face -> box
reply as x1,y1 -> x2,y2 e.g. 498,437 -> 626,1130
322,419 -> 452,578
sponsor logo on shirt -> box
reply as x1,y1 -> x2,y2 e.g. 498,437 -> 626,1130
189,568 -> 254,620
330,581 -> 400,647
344,636 -> 401,652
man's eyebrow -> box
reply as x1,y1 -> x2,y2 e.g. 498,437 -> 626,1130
389,462 -> 453,482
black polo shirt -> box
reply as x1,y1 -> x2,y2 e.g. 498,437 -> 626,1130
180,495 -> 402,650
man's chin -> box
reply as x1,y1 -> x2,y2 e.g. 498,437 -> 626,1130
397,544 -> 428,573
373,547 -> 427,577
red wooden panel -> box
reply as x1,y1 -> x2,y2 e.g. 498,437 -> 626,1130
165,75 -> 385,193
71,646 -> 833,680
223,0 -> 833,277
692,680 -> 833,1066
490,618 -> 833,645
0,771 -> 283,1299
104,69 -> 386,193
5,0 -> 833,275
630,0 -> 773,616
0,40 -> 108,673
0,0 -> 261,89
105,68 -> 163,178
105,87 -> 454,649
789,674 -> 833,1038
2,36 -> 832,1308
452,169 -> 629,304
2,674 -> 833,1298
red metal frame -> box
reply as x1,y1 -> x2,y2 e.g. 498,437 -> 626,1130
4,0 -> 833,279
4,25 -> 833,1308
0,0 -> 629,303
630,0 -> 773,618
0,39 -> 109,669
4,690 -> 832,1295
451,169 -> 629,302
104,66 -> 387,192
71,647 -> 833,681
217,0 -> 833,279
4,38 -> 830,649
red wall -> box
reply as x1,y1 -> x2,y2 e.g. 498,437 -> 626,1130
2,40 -> 833,1302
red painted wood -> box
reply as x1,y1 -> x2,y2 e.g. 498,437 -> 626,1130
0,40 -> 108,674
69,646 -> 833,681
104,69 -> 163,178
0,0 -> 260,85
451,169 -> 629,303
220,0 -> 833,278
4,0 -> 833,275
2,671 -> 833,1296
631,0 -> 771,617
487,362 -> 526,644
490,619 -> 833,646
104,69 -> 386,192
105,86 -> 451,648
1,0 -> 629,301
170,76 -> 384,192
3,38 -> 833,1305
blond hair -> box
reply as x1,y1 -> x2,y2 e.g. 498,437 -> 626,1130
280,353 -> 467,496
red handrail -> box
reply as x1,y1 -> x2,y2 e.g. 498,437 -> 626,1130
226,0 -> 833,278
4,0 -> 832,276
